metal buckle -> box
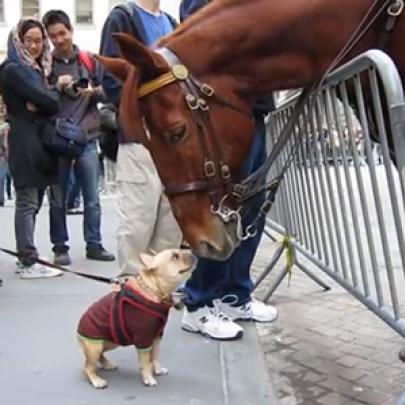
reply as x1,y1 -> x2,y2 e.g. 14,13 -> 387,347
185,94 -> 199,110
260,200 -> 273,215
232,183 -> 247,200
204,160 -> 216,177
200,83 -> 215,97
221,164 -> 231,180
388,0 -> 404,16
198,98 -> 210,111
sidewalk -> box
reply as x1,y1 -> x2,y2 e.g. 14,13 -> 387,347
251,235 -> 405,405
0,200 -> 277,405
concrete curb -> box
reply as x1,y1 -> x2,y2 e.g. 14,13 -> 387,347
220,324 -> 279,405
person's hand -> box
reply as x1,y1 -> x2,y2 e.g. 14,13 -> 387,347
26,102 -> 38,112
56,74 -> 74,91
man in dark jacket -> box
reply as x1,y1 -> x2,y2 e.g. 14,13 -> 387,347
99,1 -> 182,276
42,10 -> 115,265
179,0 -> 278,341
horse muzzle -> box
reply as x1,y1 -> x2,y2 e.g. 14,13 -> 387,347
191,217 -> 240,261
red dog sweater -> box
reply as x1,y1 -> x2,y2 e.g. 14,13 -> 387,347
78,285 -> 170,350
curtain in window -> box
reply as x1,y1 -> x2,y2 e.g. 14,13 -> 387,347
76,0 -> 93,24
22,0 -> 39,18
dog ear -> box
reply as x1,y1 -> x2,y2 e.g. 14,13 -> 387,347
139,253 -> 156,270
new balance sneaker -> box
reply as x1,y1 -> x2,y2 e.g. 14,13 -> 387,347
181,305 -> 244,341
19,263 -> 64,279
220,299 -> 278,322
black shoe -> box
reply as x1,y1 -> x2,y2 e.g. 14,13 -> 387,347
86,245 -> 115,262
54,252 -> 71,266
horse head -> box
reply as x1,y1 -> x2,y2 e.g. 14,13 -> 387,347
99,34 -> 256,260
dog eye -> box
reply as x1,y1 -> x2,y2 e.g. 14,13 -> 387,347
172,252 -> 180,260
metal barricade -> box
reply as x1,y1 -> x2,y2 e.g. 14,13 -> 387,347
255,50 -> 405,338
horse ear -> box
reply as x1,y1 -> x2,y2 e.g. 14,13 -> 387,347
95,55 -> 130,82
118,65 -> 149,144
113,33 -> 168,81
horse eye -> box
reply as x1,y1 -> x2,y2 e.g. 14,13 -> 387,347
167,124 -> 187,144
172,252 -> 180,260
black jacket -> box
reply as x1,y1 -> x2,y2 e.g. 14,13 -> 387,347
0,61 -> 59,188
49,46 -> 105,137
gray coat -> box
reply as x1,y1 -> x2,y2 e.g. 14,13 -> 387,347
0,61 -> 59,189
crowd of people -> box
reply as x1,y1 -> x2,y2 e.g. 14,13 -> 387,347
0,0 -> 278,341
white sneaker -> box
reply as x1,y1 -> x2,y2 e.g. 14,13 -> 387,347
181,305 -> 244,341
220,299 -> 278,322
19,263 -> 64,279
15,260 -> 24,274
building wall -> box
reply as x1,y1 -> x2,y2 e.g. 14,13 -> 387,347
0,0 -> 181,60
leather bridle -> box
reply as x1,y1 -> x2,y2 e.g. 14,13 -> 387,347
139,47 -> 253,211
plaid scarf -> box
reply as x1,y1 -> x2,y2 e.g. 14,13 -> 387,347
6,18 -> 52,84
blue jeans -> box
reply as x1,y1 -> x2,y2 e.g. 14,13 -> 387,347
49,140 -> 101,253
15,187 -> 45,266
66,164 -> 81,209
0,159 -> 8,205
184,117 -> 267,310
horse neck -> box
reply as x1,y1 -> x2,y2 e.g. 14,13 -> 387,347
164,0 -> 379,96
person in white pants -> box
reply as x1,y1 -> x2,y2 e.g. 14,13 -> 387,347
100,0 -> 182,275
116,143 -> 182,274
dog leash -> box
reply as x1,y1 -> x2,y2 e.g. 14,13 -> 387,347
0,247 -> 119,285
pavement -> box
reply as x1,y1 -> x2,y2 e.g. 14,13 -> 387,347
2,192 -> 405,405
0,198 -> 277,405
251,233 -> 405,405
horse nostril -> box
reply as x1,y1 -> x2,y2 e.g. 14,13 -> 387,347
198,239 -> 222,256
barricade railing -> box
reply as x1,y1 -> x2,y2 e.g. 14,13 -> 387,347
254,50 -> 405,338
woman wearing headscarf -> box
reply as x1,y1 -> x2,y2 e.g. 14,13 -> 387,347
0,18 -> 63,279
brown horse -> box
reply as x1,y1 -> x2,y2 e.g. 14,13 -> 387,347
99,0 -> 404,260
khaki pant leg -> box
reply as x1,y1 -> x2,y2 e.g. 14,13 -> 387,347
116,144 -> 161,275
149,192 -> 183,253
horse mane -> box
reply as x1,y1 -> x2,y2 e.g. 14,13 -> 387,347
159,0 -> 247,46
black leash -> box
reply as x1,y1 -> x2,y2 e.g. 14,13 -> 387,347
0,247 -> 118,285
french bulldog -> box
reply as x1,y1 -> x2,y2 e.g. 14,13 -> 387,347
77,248 -> 196,388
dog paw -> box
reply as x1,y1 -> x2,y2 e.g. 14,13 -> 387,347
142,375 -> 158,387
90,377 -> 108,389
100,361 -> 118,371
154,365 -> 169,376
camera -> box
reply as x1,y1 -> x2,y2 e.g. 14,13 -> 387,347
72,78 -> 89,92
